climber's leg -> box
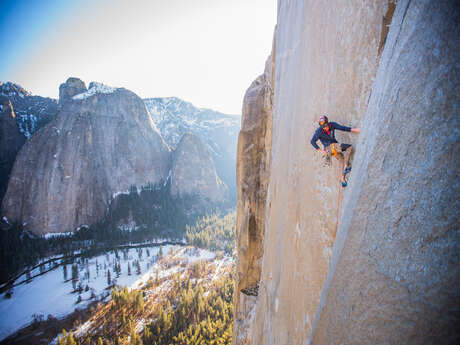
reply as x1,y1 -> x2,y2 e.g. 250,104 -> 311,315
340,144 -> 352,170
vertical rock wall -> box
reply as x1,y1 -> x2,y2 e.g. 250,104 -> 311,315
171,132 -> 227,203
0,97 -> 26,204
245,1 -> 389,344
233,55 -> 274,344
311,1 -> 460,344
234,0 -> 459,344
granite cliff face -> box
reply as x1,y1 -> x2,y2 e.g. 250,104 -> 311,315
0,97 -> 26,203
233,56 -> 273,344
0,82 -> 58,139
0,82 -> 58,204
2,79 -> 170,235
171,132 -> 227,205
145,97 -> 240,199
234,0 -> 459,344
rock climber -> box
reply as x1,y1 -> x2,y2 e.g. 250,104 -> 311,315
310,115 -> 360,187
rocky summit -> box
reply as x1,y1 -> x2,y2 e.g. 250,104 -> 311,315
171,132 -> 227,205
2,79 -> 170,235
59,77 -> 87,104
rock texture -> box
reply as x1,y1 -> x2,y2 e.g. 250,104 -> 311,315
0,82 -> 58,139
0,82 -> 59,204
234,1 -> 390,344
145,97 -> 240,199
311,1 -> 460,344
234,0 -> 460,344
171,132 -> 227,204
0,97 -> 26,203
59,77 -> 87,104
233,56 -> 273,345
2,79 -> 170,235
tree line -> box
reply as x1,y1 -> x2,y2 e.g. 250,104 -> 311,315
185,212 -> 236,255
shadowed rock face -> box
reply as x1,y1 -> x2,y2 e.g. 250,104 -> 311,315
0,81 -> 58,139
0,82 -> 58,204
2,80 -> 170,235
171,132 -> 227,204
233,56 -> 273,345
0,97 -> 26,203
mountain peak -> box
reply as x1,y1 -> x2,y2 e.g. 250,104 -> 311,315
59,78 -> 87,104
0,82 -> 31,98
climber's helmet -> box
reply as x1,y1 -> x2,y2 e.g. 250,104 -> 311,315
319,115 -> 329,128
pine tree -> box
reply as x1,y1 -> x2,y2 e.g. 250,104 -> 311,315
128,262 -> 132,276
107,269 -> 112,286
71,264 -> 79,291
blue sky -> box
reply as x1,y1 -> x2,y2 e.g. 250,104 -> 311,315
0,0 -> 276,114
0,0 -> 93,77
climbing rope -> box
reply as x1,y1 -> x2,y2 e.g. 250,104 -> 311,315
335,158 -> 344,238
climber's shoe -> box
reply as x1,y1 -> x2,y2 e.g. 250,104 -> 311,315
341,176 -> 348,187
344,166 -> 352,175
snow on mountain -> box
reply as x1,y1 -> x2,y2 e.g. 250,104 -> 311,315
144,97 -> 240,197
0,82 -> 58,139
73,82 -> 118,100
0,82 -> 30,99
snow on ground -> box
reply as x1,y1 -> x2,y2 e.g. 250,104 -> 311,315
44,232 -> 73,239
129,247 -> 216,290
0,245 -> 177,340
0,245 -> 218,341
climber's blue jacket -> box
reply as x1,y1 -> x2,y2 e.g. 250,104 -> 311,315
310,122 -> 351,150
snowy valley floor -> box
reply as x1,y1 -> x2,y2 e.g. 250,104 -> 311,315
0,244 -> 230,343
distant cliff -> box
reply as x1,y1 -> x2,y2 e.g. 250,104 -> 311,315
2,79 -> 170,235
1,79 -> 232,235
0,82 -> 58,204
171,132 -> 228,205
233,1 -> 459,344
145,97 -> 240,199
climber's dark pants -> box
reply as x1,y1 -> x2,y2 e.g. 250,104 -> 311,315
326,143 -> 353,168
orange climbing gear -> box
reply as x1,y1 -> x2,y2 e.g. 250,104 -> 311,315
330,143 -> 338,157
